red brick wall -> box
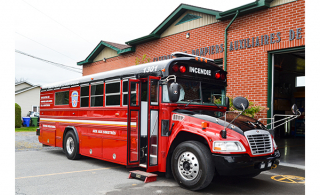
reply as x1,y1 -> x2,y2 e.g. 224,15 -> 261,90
82,0 -> 305,118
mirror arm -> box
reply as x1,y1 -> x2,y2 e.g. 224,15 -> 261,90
160,75 -> 176,85
222,103 -> 246,139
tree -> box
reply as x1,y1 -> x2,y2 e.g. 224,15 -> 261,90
135,54 -> 150,65
15,103 -> 22,128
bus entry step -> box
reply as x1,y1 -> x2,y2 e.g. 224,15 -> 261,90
129,170 -> 157,183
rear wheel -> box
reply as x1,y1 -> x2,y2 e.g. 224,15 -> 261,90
64,131 -> 81,160
171,141 -> 214,191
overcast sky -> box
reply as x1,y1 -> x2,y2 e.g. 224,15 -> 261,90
15,0 -> 256,86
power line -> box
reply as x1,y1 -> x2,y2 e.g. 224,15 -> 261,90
15,50 -> 82,73
20,0 -> 94,46
16,32 -> 77,61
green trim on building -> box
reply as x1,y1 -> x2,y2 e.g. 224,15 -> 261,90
216,0 -> 273,20
77,41 -> 135,65
126,1 -> 276,46
126,4 -> 221,46
267,46 -> 305,124
175,13 -> 202,26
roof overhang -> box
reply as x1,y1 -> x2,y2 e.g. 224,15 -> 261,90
216,0 -> 273,20
126,4 -> 221,46
77,41 -> 135,65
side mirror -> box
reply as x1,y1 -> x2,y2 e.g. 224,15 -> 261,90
291,104 -> 299,115
168,82 -> 180,103
225,96 -> 230,111
233,96 -> 249,111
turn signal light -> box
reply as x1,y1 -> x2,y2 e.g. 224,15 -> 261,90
179,65 -> 186,73
201,122 -> 208,129
172,65 -> 179,72
215,73 -> 221,79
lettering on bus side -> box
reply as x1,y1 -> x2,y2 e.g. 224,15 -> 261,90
189,66 -> 211,76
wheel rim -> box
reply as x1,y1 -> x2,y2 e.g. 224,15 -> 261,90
66,137 -> 75,155
177,151 -> 200,180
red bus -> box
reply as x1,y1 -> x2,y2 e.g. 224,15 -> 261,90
37,52 -> 282,190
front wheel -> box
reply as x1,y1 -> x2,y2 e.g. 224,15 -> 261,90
64,131 -> 81,160
171,141 -> 214,191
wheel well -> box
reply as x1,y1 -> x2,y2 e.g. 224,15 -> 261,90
166,131 -> 210,176
63,127 -> 77,150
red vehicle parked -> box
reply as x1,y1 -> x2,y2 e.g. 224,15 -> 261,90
37,52 -> 286,190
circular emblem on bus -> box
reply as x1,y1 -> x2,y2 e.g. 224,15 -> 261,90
71,91 -> 79,107
113,153 -> 116,159
256,130 -> 260,134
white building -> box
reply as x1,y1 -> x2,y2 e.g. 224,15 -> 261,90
15,81 -> 40,117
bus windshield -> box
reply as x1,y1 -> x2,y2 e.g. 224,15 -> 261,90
162,79 -> 226,106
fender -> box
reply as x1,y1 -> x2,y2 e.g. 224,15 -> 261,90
62,126 -> 80,150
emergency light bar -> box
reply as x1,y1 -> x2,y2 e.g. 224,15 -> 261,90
171,52 -> 215,64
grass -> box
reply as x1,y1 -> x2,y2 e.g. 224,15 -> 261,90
15,126 -> 38,132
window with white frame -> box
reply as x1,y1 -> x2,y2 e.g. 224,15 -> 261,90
32,106 -> 39,112
105,80 -> 120,106
91,82 -> 104,107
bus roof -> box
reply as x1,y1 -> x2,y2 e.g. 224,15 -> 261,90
42,59 -> 176,90
42,54 -> 223,90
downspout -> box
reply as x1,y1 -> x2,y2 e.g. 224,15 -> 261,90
224,10 -> 239,71
221,10 -> 239,139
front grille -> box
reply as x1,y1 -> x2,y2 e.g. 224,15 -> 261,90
245,131 -> 272,155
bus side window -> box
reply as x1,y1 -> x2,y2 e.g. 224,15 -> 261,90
105,81 -> 120,106
123,80 -> 128,106
80,85 -> 89,107
55,91 -> 69,105
91,82 -> 104,107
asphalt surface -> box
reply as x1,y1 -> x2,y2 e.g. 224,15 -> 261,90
15,132 -> 305,195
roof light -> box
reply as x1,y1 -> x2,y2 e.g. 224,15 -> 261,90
172,65 -> 179,72
195,57 -> 199,61
162,68 -> 166,72
200,58 -> 203,62
179,65 -> 186,73
215,73 -> 221,79
204,59 -> 207,63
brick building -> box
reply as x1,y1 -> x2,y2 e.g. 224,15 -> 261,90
77,0 -> 305,137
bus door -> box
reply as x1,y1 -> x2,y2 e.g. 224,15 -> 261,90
147,76 -> 161,172
127,79 -> 141,167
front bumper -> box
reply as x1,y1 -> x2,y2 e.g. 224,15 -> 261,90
212,149 -> 281,176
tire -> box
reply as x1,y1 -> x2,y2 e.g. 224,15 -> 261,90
239,171 -> 261,178
171,141 -> 214,191
64,131 -> 81,160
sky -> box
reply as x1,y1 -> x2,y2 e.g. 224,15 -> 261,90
15,0 -> 256,86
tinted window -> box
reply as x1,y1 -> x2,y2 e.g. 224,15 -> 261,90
106,82 -> 120,94
55,91 -> 69,105
91,84 -> 104,95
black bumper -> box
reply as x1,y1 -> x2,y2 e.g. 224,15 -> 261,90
212,150 -> 281,176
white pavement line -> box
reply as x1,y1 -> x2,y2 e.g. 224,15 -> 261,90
279,162 -> 305,170
15,166 -> 121,179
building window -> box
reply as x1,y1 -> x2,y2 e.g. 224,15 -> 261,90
105,80 -> 120,106
55,91 -> 69,105
91,82 -> 104,107
32,106 -> 39,112
80,85 -> 89,107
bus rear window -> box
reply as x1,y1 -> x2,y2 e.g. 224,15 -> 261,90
55,91 -> 69,105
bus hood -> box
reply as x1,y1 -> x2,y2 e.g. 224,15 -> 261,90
173,110 -> 267,135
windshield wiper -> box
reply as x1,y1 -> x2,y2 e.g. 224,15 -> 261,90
185,99 -> 201,107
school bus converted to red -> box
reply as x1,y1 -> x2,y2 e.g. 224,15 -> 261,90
37,52 -> 282,190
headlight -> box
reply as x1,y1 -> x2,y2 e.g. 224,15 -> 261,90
213,141 -> 246,152
273,138 -> 278,149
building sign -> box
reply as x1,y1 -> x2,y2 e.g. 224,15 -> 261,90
153,28 -> 303,62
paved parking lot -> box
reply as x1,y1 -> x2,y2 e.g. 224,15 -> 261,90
15,132 -> 305,195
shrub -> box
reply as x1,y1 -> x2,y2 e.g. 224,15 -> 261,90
15,103 -> 22,128
228,96 -> 268,118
